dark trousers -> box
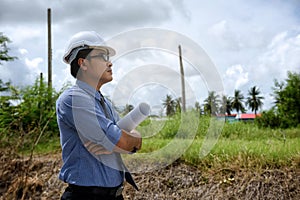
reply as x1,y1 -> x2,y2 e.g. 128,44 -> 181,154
61,185 -> 124,200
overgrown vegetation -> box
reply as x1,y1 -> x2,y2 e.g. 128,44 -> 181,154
256,71 -> 300,128
0,75 -> 62,154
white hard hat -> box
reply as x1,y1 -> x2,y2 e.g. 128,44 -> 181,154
63,31 -> 116,64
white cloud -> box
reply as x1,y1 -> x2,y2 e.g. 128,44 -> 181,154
224,65 -> 249,91
255,31 -> 300,82
19,48 -> 28,55
3,26 -> 44,45
25,57 -> 43,70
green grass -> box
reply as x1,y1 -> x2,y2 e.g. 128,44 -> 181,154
135,114 -> 300,169
137,136 -> 300,169
184,138 -> 300,168
2,112 -> 300,170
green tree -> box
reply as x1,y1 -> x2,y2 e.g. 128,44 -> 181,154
246,86 -> 264,115
175,97 -> 181,113
0,75 -> 61,150
272,71 -> 300,127
195,101 -> 201,114
231,89 -> 245,114
0,33 -> 18,132
123,104 -> 134,115
0,80 -> 19,111
203,91 -> 220,116
16,76 -> 58,132
0,33 -> 17,105
0,32 -> 16,65
256,108 -> 281,128
0,79 -> 11,92
257,71 -> 300,128
220,95 -> 232,115
162,94 -> 176,116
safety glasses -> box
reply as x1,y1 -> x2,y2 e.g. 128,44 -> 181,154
87,53 -> 110,62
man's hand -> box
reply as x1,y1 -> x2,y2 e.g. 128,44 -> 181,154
114,129 -> 142,154
129,129 -> 142,152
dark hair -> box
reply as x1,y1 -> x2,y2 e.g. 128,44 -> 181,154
70,49 -> 93,78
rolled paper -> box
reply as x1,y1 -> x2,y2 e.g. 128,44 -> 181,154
117,102 -> 150,132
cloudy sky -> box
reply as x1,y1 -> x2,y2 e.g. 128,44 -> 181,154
0,0 -> 299,112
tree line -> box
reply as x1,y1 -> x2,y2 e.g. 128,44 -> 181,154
163,86 -> 264,116
162,71 -> 299,128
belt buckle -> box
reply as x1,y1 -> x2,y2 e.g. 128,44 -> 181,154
115,186 -> 124,197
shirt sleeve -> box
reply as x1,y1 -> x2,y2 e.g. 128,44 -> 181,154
71,90 -> 122,152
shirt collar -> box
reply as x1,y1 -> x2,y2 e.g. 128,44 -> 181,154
76,79 -> 101,100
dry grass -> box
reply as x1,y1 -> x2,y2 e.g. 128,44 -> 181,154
0,152 -> 299,200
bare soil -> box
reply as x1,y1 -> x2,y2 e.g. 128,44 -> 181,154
1,153 -> 299,200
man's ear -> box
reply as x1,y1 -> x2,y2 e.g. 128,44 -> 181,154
78,58 -> 87,70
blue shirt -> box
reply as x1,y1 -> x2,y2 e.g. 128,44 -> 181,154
56,80 -> 124,187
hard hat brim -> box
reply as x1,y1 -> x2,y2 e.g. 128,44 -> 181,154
63,45 -> 116,64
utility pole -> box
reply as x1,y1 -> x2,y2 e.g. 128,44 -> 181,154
47,8 -> 52,89
178,45 -> 186,112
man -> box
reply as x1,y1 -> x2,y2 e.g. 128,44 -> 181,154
56,31 -> 142,200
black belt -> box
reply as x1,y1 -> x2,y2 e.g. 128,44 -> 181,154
68,184 -> 123,197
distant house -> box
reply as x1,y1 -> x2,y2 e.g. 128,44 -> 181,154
235,113 -> 261,122
216,113 -> 261,123
216,114 -> 237,123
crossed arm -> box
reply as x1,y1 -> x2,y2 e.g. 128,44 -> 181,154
84,129 -> 142,155
71,93 -> 142,155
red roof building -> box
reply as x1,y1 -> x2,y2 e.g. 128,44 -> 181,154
236,113 -> 261,120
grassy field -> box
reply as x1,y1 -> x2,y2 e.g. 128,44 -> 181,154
25,113 -> 300,171
137,137 -> 300,169
133,114 -> 300,168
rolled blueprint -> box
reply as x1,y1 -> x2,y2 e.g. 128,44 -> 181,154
117,102 -> 150,132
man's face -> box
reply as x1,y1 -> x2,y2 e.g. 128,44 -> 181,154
85,49 -> 113,86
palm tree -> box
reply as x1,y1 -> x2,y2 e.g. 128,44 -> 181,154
195,101 -> 201,114
246,86 -> 264,115
162,94 -> 176,116
175,97 -> 182,113
123,104 -> 134,115
220,95 -> 232,115
231,89 -> 245,114
203,91 -> 220,116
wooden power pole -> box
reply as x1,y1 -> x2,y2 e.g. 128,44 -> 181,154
47,8 -> 52,89
178,45 -> 186,112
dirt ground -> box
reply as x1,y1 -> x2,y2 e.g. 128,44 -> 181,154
1,153 -> 299,200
